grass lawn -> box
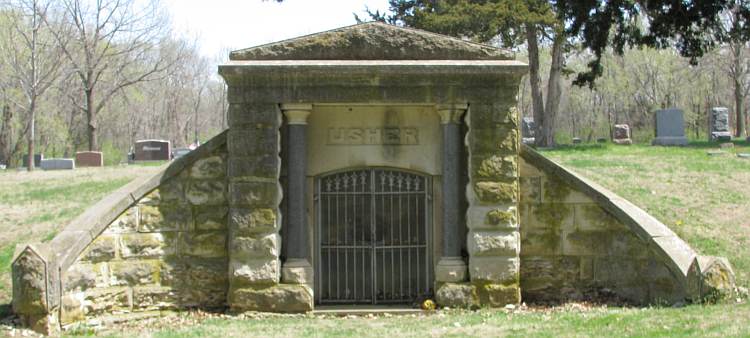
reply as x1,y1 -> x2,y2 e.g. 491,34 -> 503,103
1,142 -> 749,337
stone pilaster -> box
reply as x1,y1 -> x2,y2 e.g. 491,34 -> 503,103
465,104 -> 521,306
226,102 -> 284,311
435,104 -> 468,283
280,104 -> 314,289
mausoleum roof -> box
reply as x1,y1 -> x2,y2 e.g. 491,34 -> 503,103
229,22 -> 513,61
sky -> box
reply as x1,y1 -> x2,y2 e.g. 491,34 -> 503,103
163,0 -> 391,59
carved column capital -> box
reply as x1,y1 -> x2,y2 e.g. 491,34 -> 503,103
281,103 -> 313,125
436,104 -> 468,124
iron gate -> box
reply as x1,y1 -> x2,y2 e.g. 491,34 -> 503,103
315,168 -> 432,304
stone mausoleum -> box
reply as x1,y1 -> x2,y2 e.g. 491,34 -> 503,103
12,23 -> 735,334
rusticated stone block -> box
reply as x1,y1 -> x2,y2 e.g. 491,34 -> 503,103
63,264 -> 97,292
230,259 -> 279,285
435,283 -> 478,309
80,236 -> 116,262
132,286 -> 178,311
109,261 -> 157,286
104,207 -> 139,234
190,155 -> 225,179
120,233 -> 176,259
227,127 -> 279,157
138,204 -> 192,232
472,155 -> 517,180
519,176 -> 541,203
82,287 -> 130,316
230,284 -> 312,312
183,232 -> 227,258
473,181 -> 517,203
186,180 -> 226,205
481,283 -> 520,306
467,206 -> 517,229
467,103 -> 517,126
229,208 -> 278,234
228,155 -> 279,179
469,126 -> 517,155
194,206 -> 228,231
469,256 -> 519,283
467,230 -> 519,257
231,234 -> 279,259
229,182 -> 280,207
140,180 -> 185,205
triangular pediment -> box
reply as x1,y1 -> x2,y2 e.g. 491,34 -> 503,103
230,22 -> 512,61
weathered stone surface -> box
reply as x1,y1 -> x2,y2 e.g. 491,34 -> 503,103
109,261 -> 157,286
473,155 -> 516,180
435,283 -> 478,309
186,180 -> 226,205
138,204 -> 192,232
482,283 -> 520,306
469,127 -> 518,155
194,206 -> 228,231
467,206 -> 517,229
467,230 -> 519,256
520,228 -> 561,256
12,247 -> 48,316
435,257 -> 468,283
469,256 -> 519,283
229,182 -> 280,207
81,236 -> 116,262
542,177 -> 590,204
519,177 -> 541,203
183,232 -> 227,258
231,234 -> 280,259
60,293 -> 84,324
698,256 -> 736,302
231,285 -> 313,312
226,103 -> 280,126
229,22 -> 512,61
63,264 -> 97,292
574,204 -> 623,231
81,287 -> 130,316
227,128 -> 279,157
230,208 -> 278,234
132,286 -> 178,310
104,208 -> 138,234
228,155 -> 279,179
230,259 -> 279,285
473,181 -> 517,203
120,233 -> 175,259
190,155 -> 225,179
140,180 -> 185,204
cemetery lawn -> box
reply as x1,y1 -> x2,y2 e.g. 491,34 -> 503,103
0,142 -> 748,336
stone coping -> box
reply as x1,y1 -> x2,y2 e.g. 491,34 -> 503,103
13,130 -> 228,273
520,144 -> 699,293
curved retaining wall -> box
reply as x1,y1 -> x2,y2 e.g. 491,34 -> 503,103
12,131 -> 228,334
519,144 -> 735,304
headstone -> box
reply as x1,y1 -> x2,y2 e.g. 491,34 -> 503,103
521,117 -> 535,145
652,108 -> 688,146
737,153 -> 750,159
613,124 -> 632,145
596,137 -> 607,143
75,151 -> 103,167
133,140 -> 171,161
572,137 -> 582,144
709,107 -> 732,142
40,158 -> 75,170
22,154 -> 43,168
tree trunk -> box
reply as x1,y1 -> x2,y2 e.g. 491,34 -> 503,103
27,105 -> 35,172
525,23 -> 545,146
85,88 -> 98,151
538,30 -> 565,147
0,105 -> 11,166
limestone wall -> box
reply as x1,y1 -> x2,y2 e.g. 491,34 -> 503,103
519,145 -> 734,304
12,132 -> 229,333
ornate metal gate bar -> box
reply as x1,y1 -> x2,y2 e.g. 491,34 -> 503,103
316,168 -> 432,305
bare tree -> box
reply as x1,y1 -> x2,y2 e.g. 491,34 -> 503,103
49,0 -> 182,151
724,2 -> 750,138
0,0 -> 63,170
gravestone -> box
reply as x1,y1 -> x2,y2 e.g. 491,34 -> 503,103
597,137 -> 607,143
75,151 -> 103,167
709,107 -> 732,142
652,108 -> 688,146
613,124 -> 632,145
572,137 -> 582,144
521,116 -> 535,145
22,154 -> 43,168
133,140 -> 171,161
40,158 -> 75,170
